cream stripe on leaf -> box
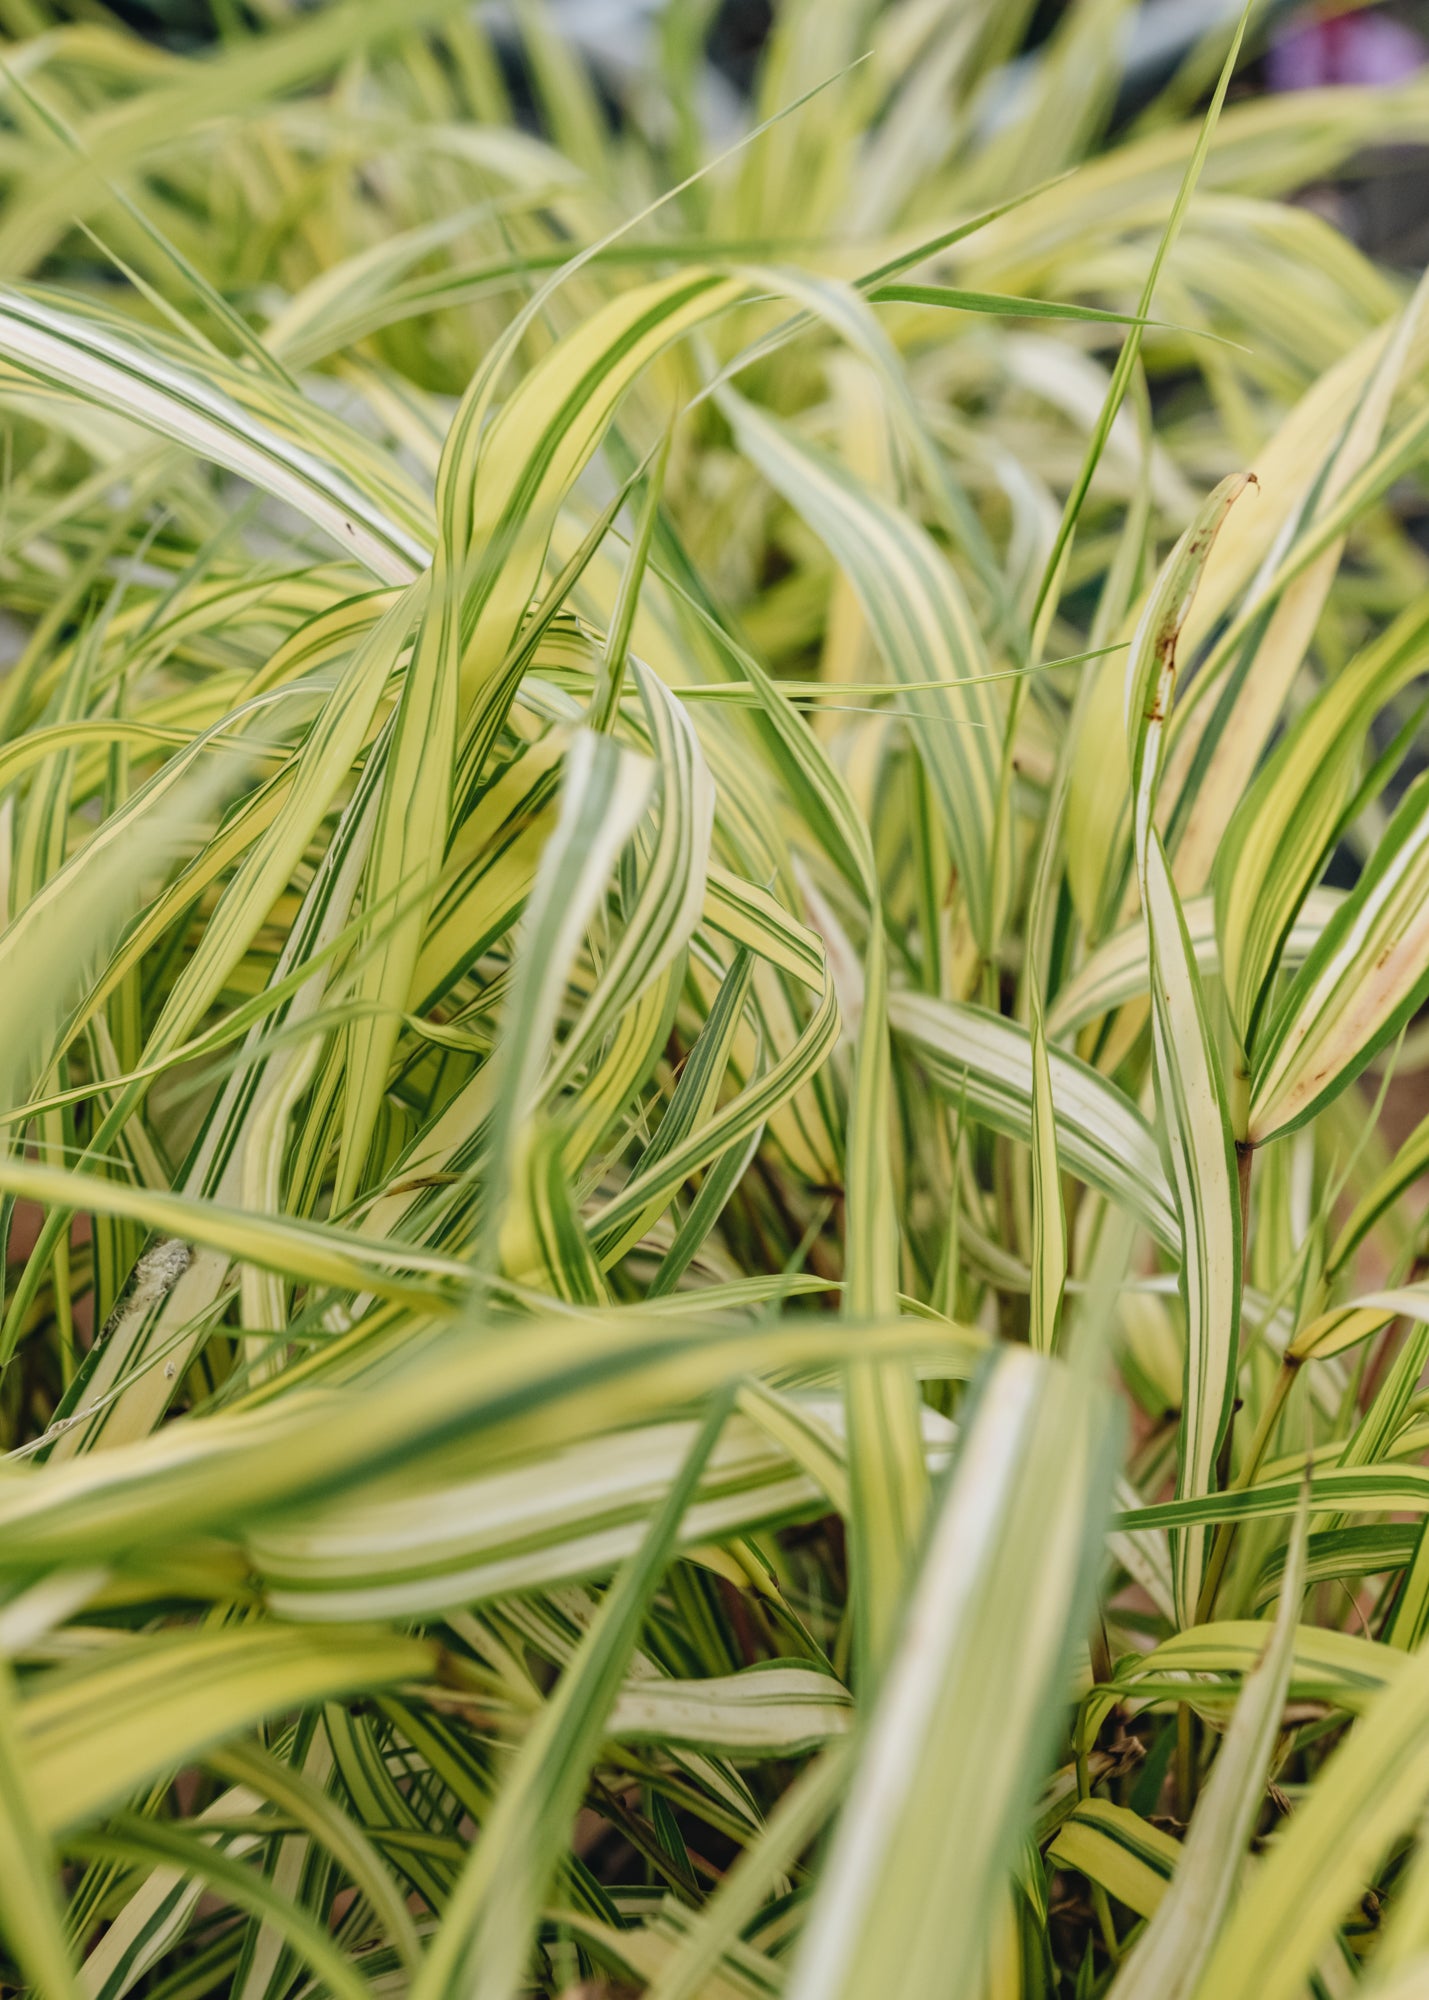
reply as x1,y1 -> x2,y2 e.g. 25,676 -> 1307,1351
1027,971 -> 1066,1356
889,990 -> 1177,1251
722,388 -> 1003,956
1049,887 -> 1342,1039
0,290 -> 431,581
480,727 -> 653,1271
1107,1505 -> 1307,2000
336,271 -> 742,1202
1216,594 -> 1429,1057
1049,1800 -> 1180,1921
783,1350 -> 1119,2000
1125,475 -> 1248,1626
1249,770 -> 1429,1144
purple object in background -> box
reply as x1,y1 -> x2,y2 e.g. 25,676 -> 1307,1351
1267,8 -> 1428,89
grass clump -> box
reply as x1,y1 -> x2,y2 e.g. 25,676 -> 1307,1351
1,3 -> 1429,1996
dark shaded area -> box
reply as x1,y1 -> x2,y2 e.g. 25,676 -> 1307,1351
93,0 -> 1429,268
707,0 -> 774,93
102,0 -> 232,43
